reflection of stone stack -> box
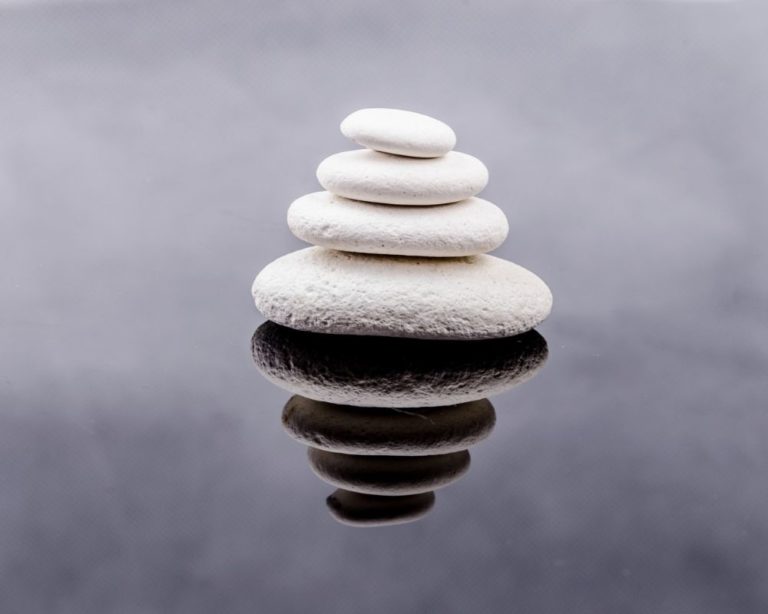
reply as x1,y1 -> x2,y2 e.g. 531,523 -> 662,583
253,323 -> 548,526
253,322 -> 548,407
252,108 -> 552,340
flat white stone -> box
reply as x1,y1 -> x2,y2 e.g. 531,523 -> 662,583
316,149 -> 488,205
340,108 -> 456,158
287,192 -> 508,257
252,247 -> 552,340
252,321 -> 548,408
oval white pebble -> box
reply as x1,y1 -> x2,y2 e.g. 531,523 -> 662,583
340,108 -> 456,158
287,192 -> 508,257
316,149 -> 488,205
252,247 -> 552,340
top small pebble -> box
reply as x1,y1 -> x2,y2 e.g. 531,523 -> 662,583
340,108 -> 456,158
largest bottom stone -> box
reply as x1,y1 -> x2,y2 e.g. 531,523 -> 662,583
252,247 -> 552,340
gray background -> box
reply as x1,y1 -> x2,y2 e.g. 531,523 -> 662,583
1,1 -> 767,612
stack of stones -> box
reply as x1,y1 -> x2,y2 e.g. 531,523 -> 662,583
251,108 -> 553,526
252,108 -> 552,341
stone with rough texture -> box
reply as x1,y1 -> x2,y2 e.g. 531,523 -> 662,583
287,192 -> 508,257
340,108 -> 456,158
282,396 -> 496,456
252,247 -> 552,340
308,448 -> 470,496
316,149 -> 488,205
251,322 -> 548,408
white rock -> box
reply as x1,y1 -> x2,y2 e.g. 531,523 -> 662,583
340,108 -> 456,158
316,149 -> 488,205
252,247 -> 552,340
252,321 -> 548,408
287,192 -> 508,257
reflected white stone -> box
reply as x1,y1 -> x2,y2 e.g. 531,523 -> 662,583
308,448 -> 470,496
326,490 -> 436,527
282,396 -> 496,456
287,192 -> 508,257
252,247 -> 552,340
316,149 -> 488,205
251,321 -> 548,408
340,108 -> 456,158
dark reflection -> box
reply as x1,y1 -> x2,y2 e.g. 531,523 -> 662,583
253,322 -> 548,526
308,448 -> 471,495
326,490 -> 436,527
283,396 -> 496,455
252,321 -> 548,408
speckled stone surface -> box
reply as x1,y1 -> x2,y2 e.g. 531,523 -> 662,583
252,247 -> 552,340
316,149 -> 488,205
287,192 -> 508,257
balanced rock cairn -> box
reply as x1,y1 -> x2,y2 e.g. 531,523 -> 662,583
252,108 -> 552,340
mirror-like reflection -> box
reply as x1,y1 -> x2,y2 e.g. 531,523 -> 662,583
283,396 -> 496,456
253,322 -> 548,526
308,448 -> 471,496
252,321 -> 548,408
326,490 -> 436,528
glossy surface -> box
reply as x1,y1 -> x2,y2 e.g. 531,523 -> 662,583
1,2 -> 767,613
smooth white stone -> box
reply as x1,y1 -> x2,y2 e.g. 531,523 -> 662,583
340,108 -> 456,158
252,247 -> 552,340
287,192 -> 508,257
316,149 -> 488,205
